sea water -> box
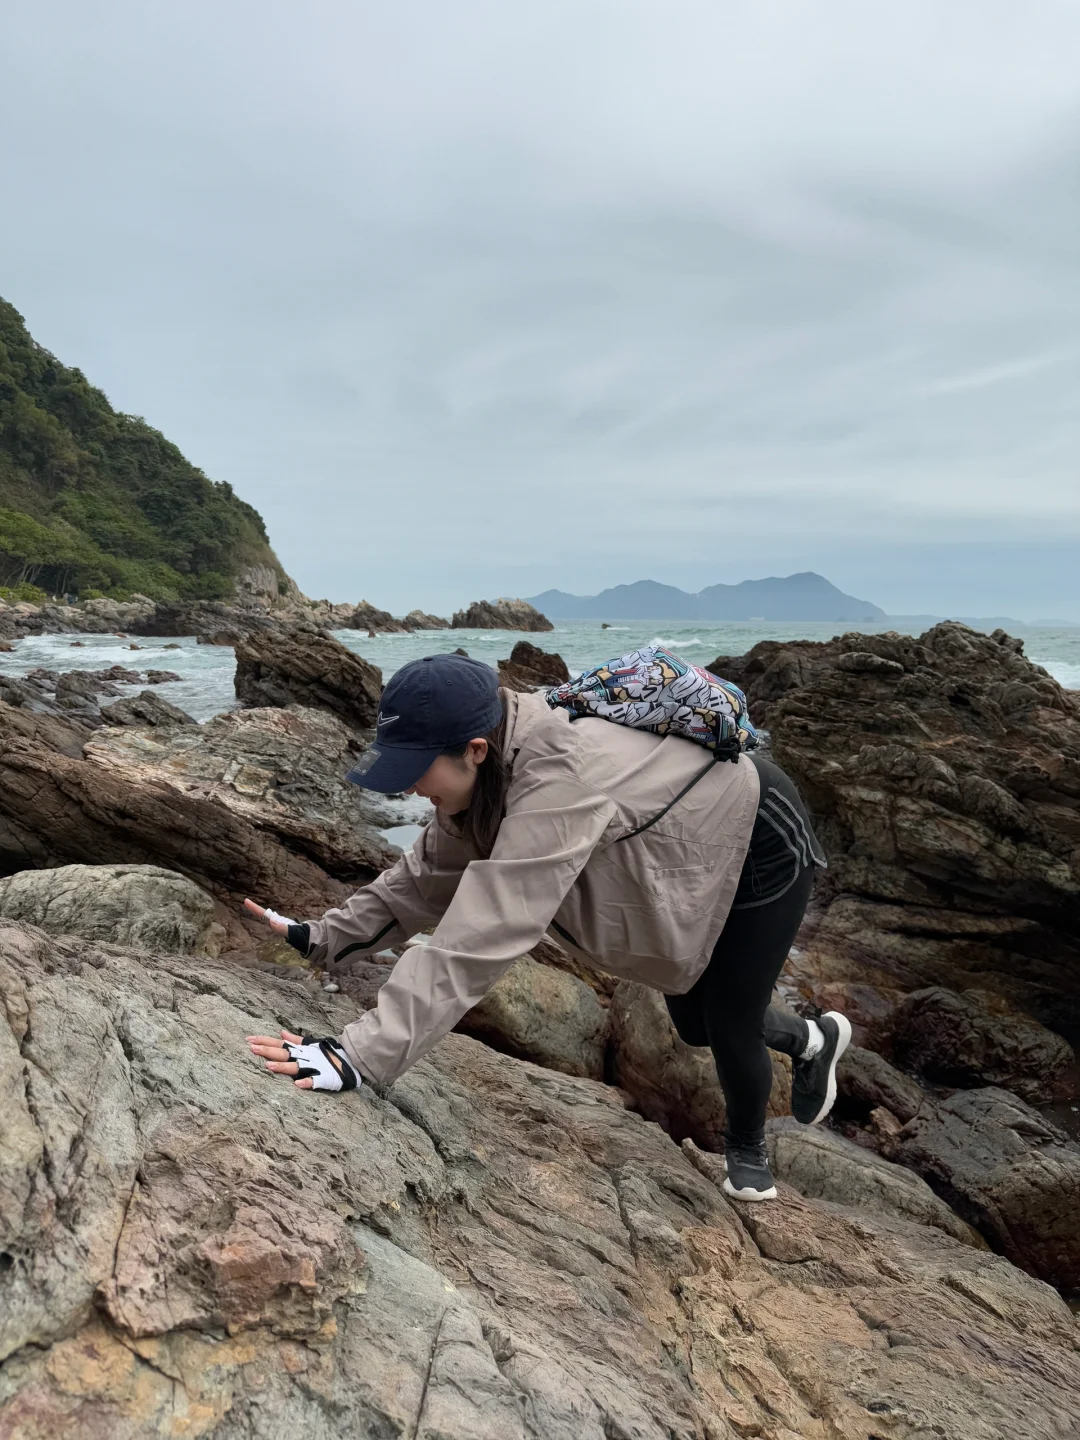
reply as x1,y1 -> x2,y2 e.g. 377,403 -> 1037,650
2,616 -> 1077,724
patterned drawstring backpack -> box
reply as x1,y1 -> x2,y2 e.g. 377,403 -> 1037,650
546,645 -> 759,763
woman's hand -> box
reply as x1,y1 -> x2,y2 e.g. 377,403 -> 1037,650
246,1030 -> 358,1092
244,898 -> 291,936
247,1028 -> 314,1087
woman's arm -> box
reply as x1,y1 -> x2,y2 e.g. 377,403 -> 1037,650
337,754 -> 616,1086
252,813 -> 473,966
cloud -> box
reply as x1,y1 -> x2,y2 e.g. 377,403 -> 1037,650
2,0 -> 1079,617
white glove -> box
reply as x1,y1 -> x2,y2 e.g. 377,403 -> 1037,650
282,1036 -> 359,1093
264,908 -> 296,928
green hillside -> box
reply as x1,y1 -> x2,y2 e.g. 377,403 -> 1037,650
0,297 -> 284,602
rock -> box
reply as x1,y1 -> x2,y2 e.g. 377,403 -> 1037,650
350,599 -> 411,633
455,952 -> 608,1079
452,646 -> 468,656
0,702 -> 394,949
835,1044 -> 927,1126
893,985 -> 1077,1103
894,1086 -> 1080,1291
608,981 -> 791,1149
765,1116 -> 984,1245
144,669 -> 182,684
403,608 -> 451,630
100,691 -> 198,728
712,622 -> 1080,1033
451,597 -> 554,632
233,627 -> 382,730
162,643 -> 181,650
497,641 -> 571,692
3,925 -> 1079,1440
84,705 -> 396,888
55,669 -> 121,701
0,864 -> 224,955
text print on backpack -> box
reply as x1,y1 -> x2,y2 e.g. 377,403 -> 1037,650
547,646 -> 760,761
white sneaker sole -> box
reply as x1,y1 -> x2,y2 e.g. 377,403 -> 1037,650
806,1010 -> 853,1125
723,1178 -> 777,1202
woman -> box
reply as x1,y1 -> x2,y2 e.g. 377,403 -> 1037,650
245,652 -> 850,1202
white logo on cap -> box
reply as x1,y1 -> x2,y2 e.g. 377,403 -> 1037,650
378,714 -> 400,728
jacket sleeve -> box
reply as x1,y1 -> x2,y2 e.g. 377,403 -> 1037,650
337,752 -> 616,1087
303,815 -> 472,966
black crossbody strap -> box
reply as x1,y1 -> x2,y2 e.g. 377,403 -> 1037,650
616,754 -> 722,843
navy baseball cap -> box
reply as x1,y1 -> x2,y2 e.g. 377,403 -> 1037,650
346,653 -> 502,793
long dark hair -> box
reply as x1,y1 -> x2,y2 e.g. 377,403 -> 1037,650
441,694 -> 509,859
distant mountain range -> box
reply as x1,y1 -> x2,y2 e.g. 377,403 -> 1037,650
525,572 -> 886,622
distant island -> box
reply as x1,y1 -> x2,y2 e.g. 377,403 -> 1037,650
526,573 -> 886,622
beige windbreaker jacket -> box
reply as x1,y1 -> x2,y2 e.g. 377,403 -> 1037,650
306,688 -> 761,1087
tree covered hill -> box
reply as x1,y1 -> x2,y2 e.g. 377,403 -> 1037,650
0,297 -> 284,601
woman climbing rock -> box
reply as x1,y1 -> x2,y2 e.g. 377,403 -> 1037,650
245,651 -> 850,1202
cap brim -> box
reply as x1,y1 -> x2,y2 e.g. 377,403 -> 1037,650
345,741 -> 442,794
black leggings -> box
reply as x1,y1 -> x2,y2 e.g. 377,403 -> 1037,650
665,758 -> 820,1148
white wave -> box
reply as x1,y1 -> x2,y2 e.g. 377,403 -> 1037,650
1035,659 -> 1080,690
649,635 -> 705,649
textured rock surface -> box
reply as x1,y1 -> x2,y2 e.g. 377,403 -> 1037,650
894,1086 -> 1080,1292
497,641 -> 570,693
455,952 -> 608,1079
2,923 -> 1080,1440
765,1116 -> 983,1245
100,690 -> 197,728
892,985 -> 1077,1103
713,622 -> 1080,1032
609,981 -> 792,1149
451,598 -> 553,632
0,864 -> 223,955
234,627 -> 382,730
835,1044 -> 927,1126
0,703 -> 393,948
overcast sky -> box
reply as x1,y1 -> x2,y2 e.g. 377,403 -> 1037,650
3,1 -> 1080,619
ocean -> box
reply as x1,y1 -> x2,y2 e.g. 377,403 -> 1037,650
2,616 -> 1077,724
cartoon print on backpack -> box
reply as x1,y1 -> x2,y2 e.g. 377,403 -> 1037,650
548,645 -> 759,760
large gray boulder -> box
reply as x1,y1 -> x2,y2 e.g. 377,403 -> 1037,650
455,952 -> 608,1079
765,1116 -> 983,1245
0,863 -> 223,955
894,1086 -> 1080,1291
2,921 -> 1079,1439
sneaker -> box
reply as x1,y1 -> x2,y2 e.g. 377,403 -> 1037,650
792,1009 -> 852,1125
722,1140 -> 777,1201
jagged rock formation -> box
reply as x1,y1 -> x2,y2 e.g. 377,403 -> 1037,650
891,1086 -> 1080,1291
0,864 -> 223,955
233,627 -> 382,731
0,702 -> 394,947
890,985 -> 1076,1103
100,691 -> 197,727
2,921 -> 1079,1439
403,608 -> 450,630
712,622 -> 1080,1034
451,597 -> 553,632
497,640 -> 570,692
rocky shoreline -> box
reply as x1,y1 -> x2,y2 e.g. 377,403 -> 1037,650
1,618 -> 1079,1437
0,582 -> 552,646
